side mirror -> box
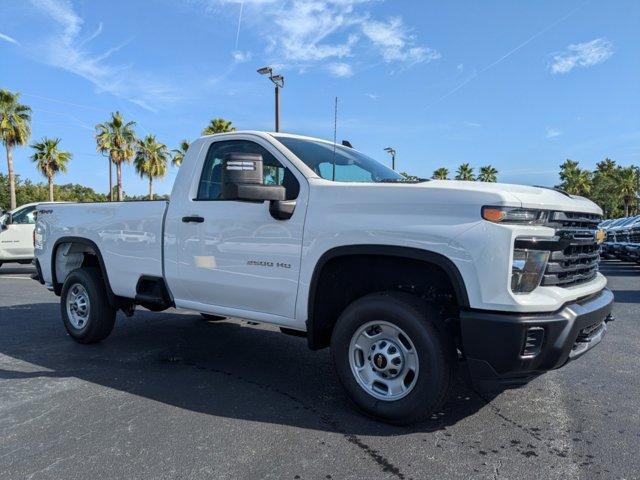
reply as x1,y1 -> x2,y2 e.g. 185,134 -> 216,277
222,153 -> 285,202
1,213 -> 13,230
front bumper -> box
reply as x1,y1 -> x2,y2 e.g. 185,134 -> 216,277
460,288 -> 614,388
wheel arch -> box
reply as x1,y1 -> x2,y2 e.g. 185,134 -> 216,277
306,245 -> 469,350
51,236 -> 118,307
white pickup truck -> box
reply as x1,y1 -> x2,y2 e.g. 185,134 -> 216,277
0,202 -> 41,268
34,131 -> 614,424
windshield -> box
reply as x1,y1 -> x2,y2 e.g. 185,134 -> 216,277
274,136 -> 420,183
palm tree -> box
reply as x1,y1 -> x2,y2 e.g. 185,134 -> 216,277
202,118 -> 235,136
593,158 -> 619,217
171,139 -> 190,167
564,169 -> 592,196
134,135 -> 169,200
0,89 -> 32,210
30,138 -> 72,202
478,165 -> 498,182
455,163 -> 475,181
615,166 -> 639,216
432,167 -> 449,180
95,112 -> 137,201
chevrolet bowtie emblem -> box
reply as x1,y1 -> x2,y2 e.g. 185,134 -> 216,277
595,229 -> 606,244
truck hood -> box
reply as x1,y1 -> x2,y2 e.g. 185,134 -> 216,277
425,180 -> 602,215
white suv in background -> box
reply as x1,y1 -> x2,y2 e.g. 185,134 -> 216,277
0,202 -> 40,269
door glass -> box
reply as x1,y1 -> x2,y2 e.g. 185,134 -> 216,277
11,206 -> 37,225
196,140 -> 299,200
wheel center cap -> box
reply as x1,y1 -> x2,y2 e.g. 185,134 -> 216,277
373,353 -> 387,369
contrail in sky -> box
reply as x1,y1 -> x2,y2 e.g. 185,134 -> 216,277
425,1 -> 590,110
234,1 -> 244,51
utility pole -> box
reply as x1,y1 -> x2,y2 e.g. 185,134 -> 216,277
257,67 -> 285,132
384,147 -> 397,171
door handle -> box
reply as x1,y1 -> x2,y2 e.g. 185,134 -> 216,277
182,215 -> 204,223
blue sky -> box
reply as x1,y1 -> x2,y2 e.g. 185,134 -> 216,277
1,0 -> 639,196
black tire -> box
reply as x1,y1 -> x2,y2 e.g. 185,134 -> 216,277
200,313 -> 227,321
330,292 -> 456,425
61,268 -> 116,344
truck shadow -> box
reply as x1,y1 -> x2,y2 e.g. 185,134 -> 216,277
0,302 -> 500,436
0,265 -> 36,275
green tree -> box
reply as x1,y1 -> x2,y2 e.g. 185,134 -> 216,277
615,166 -> 639,216
558,159 -> 592,196
592,158 -> 620,217
202,118 -> 235,135
30,137 -> 72,202
1,173 -> 107,210
432,167 -> 449,180
0,89 -> 32,210
478,165 -> 498,182
134,135 -> 169,200
455,163 -> 475,181
171,139 -> 190,167
95,111 -> 137,202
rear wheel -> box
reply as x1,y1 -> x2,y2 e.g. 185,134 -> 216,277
331,292 -> 455,425
61,268 -> 116,344
200,313 -> 227,322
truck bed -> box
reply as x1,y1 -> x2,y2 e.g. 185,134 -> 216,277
37,201 -> 168,298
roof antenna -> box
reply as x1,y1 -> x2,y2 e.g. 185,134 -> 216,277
332,96 -> 338,181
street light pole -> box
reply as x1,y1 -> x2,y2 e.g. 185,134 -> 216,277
258,66 -> 285,132
384,147 -> 397,171
275,84 -> 279,132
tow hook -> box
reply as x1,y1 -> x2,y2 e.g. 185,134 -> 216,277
605,313 -> 615,323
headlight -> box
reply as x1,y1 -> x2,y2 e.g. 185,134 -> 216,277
482,206 -> 549,225
511,249 -> 549,293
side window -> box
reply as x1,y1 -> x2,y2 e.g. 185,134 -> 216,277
196,140 -> 300,201
12,206 -> 37,225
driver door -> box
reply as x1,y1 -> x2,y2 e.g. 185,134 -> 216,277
169,137 -> 307,322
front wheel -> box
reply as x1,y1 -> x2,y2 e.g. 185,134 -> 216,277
61,268 -> 116,344
331,292 -> 455,425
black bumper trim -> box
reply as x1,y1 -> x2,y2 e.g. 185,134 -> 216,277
460,288 -> 614,387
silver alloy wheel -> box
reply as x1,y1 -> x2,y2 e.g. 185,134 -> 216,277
349,320 -> 419,401
66,283 -> 90,330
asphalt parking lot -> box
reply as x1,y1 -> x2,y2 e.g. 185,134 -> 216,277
1,261 -> 639,480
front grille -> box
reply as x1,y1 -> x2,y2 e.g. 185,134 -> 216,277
630,228 -> 640,244
541,211 -> 602,288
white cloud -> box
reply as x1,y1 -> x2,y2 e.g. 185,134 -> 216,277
28,0 -> 179,111
365,93 -> 379,100
327,62 -> 353,77
361,16 -> 440,64
202,0 -> 439,73
549,38 -> 613,74
546,127 -> 563,138
271,1 -> 362,63
0,32 -> 19,44
232,50 -> 252,62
